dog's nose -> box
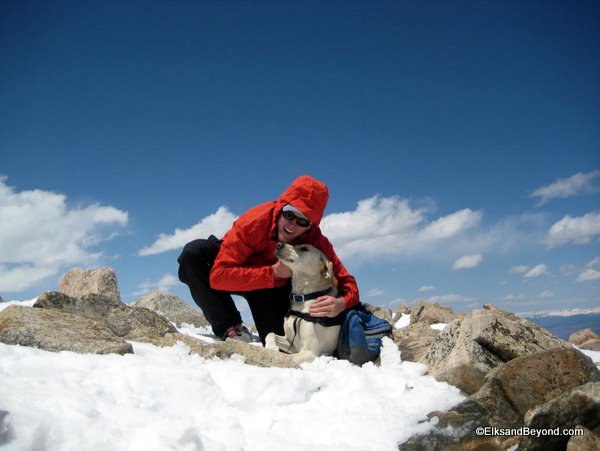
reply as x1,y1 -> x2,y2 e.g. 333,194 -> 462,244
276,242 -> 285,251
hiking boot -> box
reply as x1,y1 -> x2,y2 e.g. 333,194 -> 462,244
223,324 -> 259,343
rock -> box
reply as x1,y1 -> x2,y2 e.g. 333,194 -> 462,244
402,349 -> 600,450
411,300 -> 456,325
363,303 -> 393,322
0,305 -> 132,354
566,426 -> 600,451
569,328 -> 600,346
392,322 -> 440,363
522,382 -> 600,450
164,334 -> 300,369
0,410 -> 10,446
473,348 -> 600,428
132,291 -> 209,328
60,267 -> 122,304
35,291 -> 177,341
446,365 -> 487,396
579,339 -> 600,351
424,305 -> 570,392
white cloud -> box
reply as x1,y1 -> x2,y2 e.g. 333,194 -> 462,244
418,285 -> 436,292
560,264 -> 580,276
537,290 -> 555,298
452,254 -> 483,270
586,257 -> 600,268
531,170 -> 600,206
320,195 -> 481,260
367,288 -> 385,297
0,177 -> 128,292
503,294 -> 526,300
134,273 -> 181,296
139,206 -> 238,256
546,212 -> 600,247
509,265 -> 530,274
524,264 -> 548,279
577,269 -> 600,282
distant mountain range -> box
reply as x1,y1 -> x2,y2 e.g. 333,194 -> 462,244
524,312 -> 600,340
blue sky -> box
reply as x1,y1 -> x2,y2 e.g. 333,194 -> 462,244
1,0 -> 599,318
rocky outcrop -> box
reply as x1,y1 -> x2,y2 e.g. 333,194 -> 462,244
523,382 -> 600,450
390,300 -> 458,364
567,426 -> 600,451
393,322 -> 440,363
132,291 -> 209,328
60,267 -> 122,304
402,348 -> 600,450
423,304 -> 570,394
569,328 -> 600,351
34,291 -> 176,341
0,305 -> 132,354
411,299 -> 456,325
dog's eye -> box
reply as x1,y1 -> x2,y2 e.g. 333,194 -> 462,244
299,246 -> 309,252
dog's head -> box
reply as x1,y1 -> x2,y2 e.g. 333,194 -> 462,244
276,243 -> 337,292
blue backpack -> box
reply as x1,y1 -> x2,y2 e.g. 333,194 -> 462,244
337,307 -> 393,365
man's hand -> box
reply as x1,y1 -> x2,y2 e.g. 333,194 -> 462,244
272,260 -> 292,279
309,295 -> 346,318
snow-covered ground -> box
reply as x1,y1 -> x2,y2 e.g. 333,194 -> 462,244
1,300 -> 598,451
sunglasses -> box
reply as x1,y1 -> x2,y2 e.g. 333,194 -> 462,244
281,210 -> 311,228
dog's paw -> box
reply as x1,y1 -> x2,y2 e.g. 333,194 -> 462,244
264,333 -> 279,351
291,350 -> 317,364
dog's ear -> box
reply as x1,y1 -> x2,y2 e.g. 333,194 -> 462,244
322,259 -> 338,291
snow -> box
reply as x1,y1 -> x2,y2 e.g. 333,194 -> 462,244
0,338 -> 464,451
1,301 -> 597,451
393,313 -> 411,329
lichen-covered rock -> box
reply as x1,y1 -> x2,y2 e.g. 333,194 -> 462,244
523,382 -> 600,450
60,267 -> 122,304
411,300 -> 456,325
35,291 -> 177,341
132,291 -> 209,328
402,349 -> 600,450
392,322 -> 440,363
0,305 -> 132,355
424,305 -> 570,392
569,328 -> 600,346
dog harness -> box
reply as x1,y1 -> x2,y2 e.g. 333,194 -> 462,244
286,288 -> 345,326
289,287 -> 332,303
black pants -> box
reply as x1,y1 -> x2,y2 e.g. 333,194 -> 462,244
177,236 -> 290,344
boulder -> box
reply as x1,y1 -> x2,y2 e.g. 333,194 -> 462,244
60,267 -> 121,304
522,382 -> 600,450
0,305 -> 132,355
473,348 -> 600,427
392,322 -> 440,362
569,328 -> 599,346
424,304 -> 570,392
402,348 -> 600,450
578,339 -> 600,351
34,291 -> 177,341
566,426 -> 600,451
132,291 -> 209,328
411,300 -> 456,325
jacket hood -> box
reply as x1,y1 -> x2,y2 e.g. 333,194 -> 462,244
277,175 -> 329,226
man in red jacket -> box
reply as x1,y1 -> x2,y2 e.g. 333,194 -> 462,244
177,175 -> 360,344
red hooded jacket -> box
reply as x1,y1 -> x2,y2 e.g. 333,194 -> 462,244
209,176 -> 360,309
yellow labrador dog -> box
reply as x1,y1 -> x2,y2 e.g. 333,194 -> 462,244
265,243 -> 343,363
